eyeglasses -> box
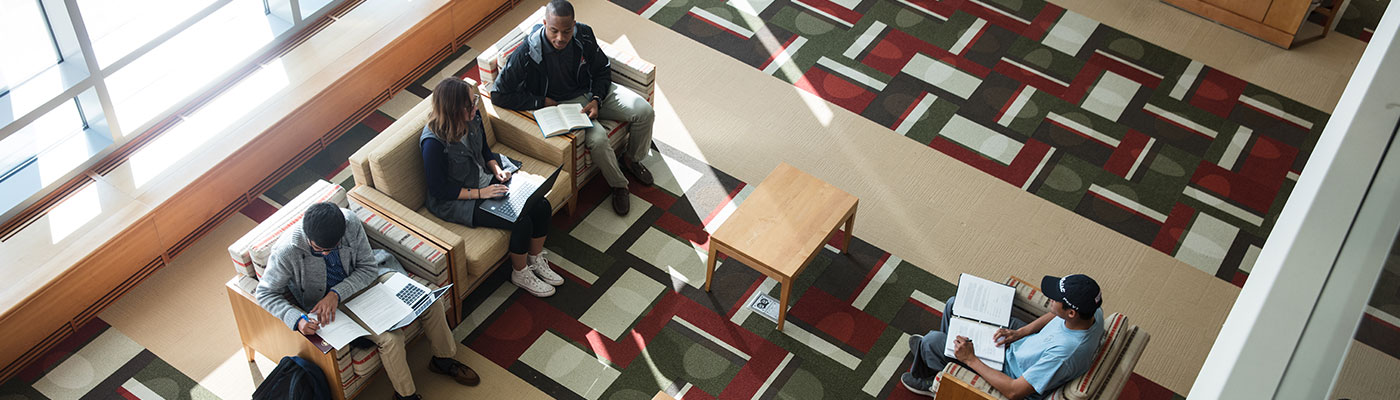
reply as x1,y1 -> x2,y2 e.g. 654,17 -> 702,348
309,241 -> 339,255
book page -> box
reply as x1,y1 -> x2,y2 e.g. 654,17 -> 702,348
532,106 -> 568,136
345,283 -> 414,335
944,317 -> 1006,370
952,273 -> 1015,327
559,103 -> 591,130
315,309 -> 370,350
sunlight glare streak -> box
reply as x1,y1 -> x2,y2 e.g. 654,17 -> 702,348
129,61 -> 289,187
48,184 -> 101,244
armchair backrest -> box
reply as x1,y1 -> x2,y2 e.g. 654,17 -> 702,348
347,78 -> 495,210
1003,277 -> 1150,400
476,6 -> 656,103
228,179 -> 347,279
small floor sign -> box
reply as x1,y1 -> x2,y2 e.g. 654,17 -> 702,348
749,293 -> 782,323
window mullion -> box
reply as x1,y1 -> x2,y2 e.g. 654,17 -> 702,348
290,0 -> 303,24
61,0 -> 120,140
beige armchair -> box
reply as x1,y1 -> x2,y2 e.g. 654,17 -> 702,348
346,77 -> 572,303
932,276 -> 1151,400
476,5 -> 657,214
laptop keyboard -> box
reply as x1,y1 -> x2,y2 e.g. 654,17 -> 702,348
497,180 -> 540,217
395,284 -> 425,304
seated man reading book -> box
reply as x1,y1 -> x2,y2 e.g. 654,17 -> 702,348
256,202 -> 479,400
491,0 -> 655,216
902,275 -> 1105,400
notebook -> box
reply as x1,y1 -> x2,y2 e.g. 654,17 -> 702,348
478,167 -> 560,222
943,273 -> 1016,370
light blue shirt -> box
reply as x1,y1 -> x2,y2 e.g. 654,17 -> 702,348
1004,310 -> 1105,399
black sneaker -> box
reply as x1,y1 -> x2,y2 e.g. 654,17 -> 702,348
901,372 -> 935,397
393,393 -> 422,400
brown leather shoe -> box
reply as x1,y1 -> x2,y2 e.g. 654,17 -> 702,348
612,188 -> 630,216
429,357 -> 480,386
623,158 -> 654,186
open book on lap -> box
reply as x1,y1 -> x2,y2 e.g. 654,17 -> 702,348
533,103 -> 593,138
944,273 -> 1016,370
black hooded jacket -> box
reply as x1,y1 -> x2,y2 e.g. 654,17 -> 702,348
490,22 -> 612,111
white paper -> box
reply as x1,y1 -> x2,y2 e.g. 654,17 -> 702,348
944,316 -> 1005,370
345,282 -> 414,335
315,309 -> 370,350
952,273 -> 1015,327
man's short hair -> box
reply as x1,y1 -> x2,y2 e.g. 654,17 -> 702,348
303,202 -> 346,249
546,0 -> 574,18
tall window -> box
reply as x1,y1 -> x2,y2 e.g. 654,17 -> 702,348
0,0 -> 346,224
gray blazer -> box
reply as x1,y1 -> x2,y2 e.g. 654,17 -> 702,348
256,208 -> 380,330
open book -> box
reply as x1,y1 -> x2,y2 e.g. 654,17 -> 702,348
532,103 -> 593,138
312,273 -> 452,350
944,273 -> 1016,370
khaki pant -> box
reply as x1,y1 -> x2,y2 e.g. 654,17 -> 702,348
562,83 -> 655,188
368,300 -> 456,396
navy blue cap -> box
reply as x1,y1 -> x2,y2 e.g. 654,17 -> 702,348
1042,274 -> 1102,315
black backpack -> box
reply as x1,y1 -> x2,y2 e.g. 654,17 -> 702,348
253,356 -> 332,400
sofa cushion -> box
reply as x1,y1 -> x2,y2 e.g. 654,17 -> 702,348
351,347 -> 380,376
1060,313 -> 1131,400
368,97 -> 435,211
228,180 -> 347,278
349,200 -> 450,286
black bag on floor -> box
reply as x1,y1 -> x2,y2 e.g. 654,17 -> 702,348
253,356 -> 331,400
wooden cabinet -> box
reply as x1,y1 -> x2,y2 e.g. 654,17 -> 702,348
1163,0 -> 1313,47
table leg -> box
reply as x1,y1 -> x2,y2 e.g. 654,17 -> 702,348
705,244 -> 718,292
841,208 -> 856,254
777,277 -> 791,331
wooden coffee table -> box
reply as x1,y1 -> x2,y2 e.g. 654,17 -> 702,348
704,163 -> 858,330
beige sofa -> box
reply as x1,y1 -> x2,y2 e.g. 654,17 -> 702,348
475,5 -> 657,212
933,276 -> 1151,400
346,78 -> 572,303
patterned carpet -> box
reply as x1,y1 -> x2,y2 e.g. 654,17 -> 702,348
609,0 -> 1333,290
0,319 -> 219,400
452,139 -> 1182,399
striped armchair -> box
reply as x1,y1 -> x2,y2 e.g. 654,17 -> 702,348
932,276 -> 1150,400
476,6 -> 656,213
224,180 -> 449,399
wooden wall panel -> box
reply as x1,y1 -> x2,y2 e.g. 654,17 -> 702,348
0,218 -> 162,379
0,0 -> 515,383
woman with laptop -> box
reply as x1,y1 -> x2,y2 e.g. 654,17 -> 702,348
420,78 -> 563,297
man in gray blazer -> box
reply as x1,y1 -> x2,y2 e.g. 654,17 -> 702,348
256,202 -> 478,400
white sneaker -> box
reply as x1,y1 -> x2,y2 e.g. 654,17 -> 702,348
529,252 -> 564,286
511,267 -> 555,297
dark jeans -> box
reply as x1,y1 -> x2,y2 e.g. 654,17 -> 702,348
472,198 -> 551,254
909,296 -> 1028,379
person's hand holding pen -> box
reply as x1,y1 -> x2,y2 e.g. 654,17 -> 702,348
298,313 -> 321,335
953,335 -> 977,363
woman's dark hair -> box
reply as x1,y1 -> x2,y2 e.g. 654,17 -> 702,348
303,202 -> 346,249
428,78 -> 476,143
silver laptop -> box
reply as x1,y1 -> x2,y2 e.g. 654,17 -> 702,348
479,167 -> 560,222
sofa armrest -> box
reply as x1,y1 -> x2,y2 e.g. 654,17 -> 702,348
937,364 -> 1011,400
481,95 -> 571,167
1007,275 -> 1053,318
349,186 -> 464,269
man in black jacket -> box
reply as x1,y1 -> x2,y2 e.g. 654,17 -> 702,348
492,0 -> 655,216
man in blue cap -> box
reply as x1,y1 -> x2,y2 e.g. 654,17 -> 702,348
902,274 -> 1105,400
